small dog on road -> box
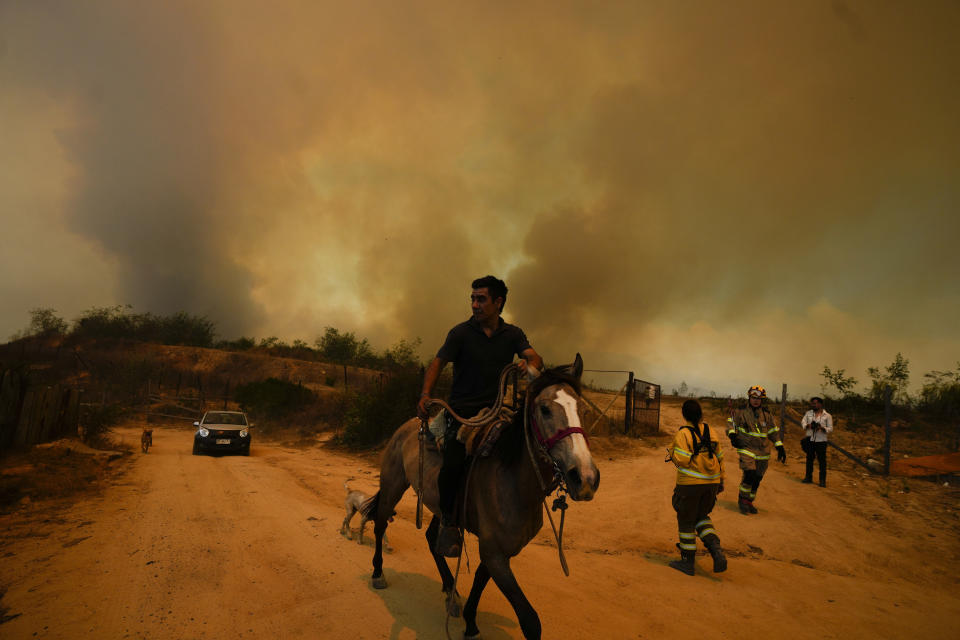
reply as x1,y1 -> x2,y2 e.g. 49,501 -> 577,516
341,480 -> 390,549
141,428 -> 153,453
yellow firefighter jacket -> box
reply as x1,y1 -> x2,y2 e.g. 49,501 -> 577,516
669,422 -> 724,485
727,405 -> 782,467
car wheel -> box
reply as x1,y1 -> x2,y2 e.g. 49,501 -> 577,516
192,440 -> 200,455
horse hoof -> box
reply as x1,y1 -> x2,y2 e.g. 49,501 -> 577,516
445,592 -> 462,618
372,576 -> 388,589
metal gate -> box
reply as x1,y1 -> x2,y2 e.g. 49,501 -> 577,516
627,377 -> 661,435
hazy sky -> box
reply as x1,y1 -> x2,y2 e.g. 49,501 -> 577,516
1,1 -> 957,396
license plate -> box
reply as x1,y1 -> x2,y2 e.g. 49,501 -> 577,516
216,439 -> 231,445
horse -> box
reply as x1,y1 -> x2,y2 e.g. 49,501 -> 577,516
362,354 -> 600,639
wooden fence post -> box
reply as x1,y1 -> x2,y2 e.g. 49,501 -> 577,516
884,385 -> 892,476
625,372 -> 634,434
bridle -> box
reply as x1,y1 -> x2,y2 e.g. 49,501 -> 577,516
526,384 -> 590,455
521,379 -> 589,578
522,379 -> 592,495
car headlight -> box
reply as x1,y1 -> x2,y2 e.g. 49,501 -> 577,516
199,427 -> 209,437
239,428 -> 249,438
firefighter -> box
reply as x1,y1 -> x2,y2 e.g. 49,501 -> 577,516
666,399 -> 727,576
727,385 -> 786,514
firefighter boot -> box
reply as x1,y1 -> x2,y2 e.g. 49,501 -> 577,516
705,538 -> 727,573
668,545 -> 695,576
738,498 -> 753,515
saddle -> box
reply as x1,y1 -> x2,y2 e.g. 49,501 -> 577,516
457,405 -> 516,457
425,406 -> 516,457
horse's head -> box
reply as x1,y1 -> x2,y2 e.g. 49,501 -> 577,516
527,353 -> 600,501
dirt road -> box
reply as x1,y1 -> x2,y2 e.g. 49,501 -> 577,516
2,423 -> 959,639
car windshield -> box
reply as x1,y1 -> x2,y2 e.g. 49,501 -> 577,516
202,412 -> 247,426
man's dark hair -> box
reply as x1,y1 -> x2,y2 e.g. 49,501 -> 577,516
681,399 -> 703,425
811,396 -> 823,404
472,275 -> 508,310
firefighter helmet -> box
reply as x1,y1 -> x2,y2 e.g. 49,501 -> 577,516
748,385 -> 766,398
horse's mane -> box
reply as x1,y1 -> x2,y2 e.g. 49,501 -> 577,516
492,364 -> 582,465
526,365 -> 582,399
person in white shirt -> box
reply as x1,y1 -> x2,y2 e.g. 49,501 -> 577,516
801,397 -> 833,487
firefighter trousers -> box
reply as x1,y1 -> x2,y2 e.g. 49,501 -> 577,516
672,484 -> 721,552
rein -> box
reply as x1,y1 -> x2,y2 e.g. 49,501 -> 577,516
424,362 -> 522,427
522,381 -> 592,577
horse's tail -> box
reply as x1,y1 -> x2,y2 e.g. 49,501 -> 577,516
359,491 -> 380,520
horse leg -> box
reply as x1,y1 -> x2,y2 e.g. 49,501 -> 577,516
462,561 -> 491,639
425,516 -> 462,617
484,552 -> 541,639
370,481 -> 409,590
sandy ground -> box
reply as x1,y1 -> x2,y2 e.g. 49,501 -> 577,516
1,422 -> 959,640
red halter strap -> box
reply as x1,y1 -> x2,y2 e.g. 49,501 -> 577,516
529,406 -> 590,452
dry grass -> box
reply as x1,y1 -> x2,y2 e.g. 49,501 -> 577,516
0,439 -> 129,513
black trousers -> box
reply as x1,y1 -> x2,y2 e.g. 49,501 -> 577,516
438,417 -> 468,521
805,441 -> 828,482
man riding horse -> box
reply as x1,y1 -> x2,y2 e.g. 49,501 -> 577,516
417,275 -> 544,557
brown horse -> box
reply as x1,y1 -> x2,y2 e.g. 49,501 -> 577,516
363,354 -> 599,639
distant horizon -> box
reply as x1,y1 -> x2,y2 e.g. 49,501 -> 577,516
5,303 -> 944,402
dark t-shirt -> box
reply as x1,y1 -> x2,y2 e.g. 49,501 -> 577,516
436,316 -> 532,417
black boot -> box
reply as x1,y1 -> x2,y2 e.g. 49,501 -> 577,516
668,545 -> 695,576
704,538 -> 727,573
435,516 -> 461,558
738,498 -> 755,515
801,476 -> 813,484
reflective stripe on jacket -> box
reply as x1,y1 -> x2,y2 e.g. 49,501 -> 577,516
727,406 -> 782,462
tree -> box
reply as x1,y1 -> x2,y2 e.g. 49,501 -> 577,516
820,365 -> 858,398
678,381 -> 689,397
867,353 -> 911,404
315,327 -> 372,365
27,307 -> 68,337
380,337 -> 422,370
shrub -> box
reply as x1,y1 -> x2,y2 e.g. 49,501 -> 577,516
339,367 -> 420,447
70,306 -> 215,347
217,336 -> 256,351
80,402 -> 123,445
918,364 -> 960,419
234,378 -> 316,416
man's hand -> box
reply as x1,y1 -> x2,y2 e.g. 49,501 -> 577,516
776,445 -> 787,464
717,482 -> 724,495
517,358 -> 540,379
417,394 -> 431,420
728,432 -> 741,449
